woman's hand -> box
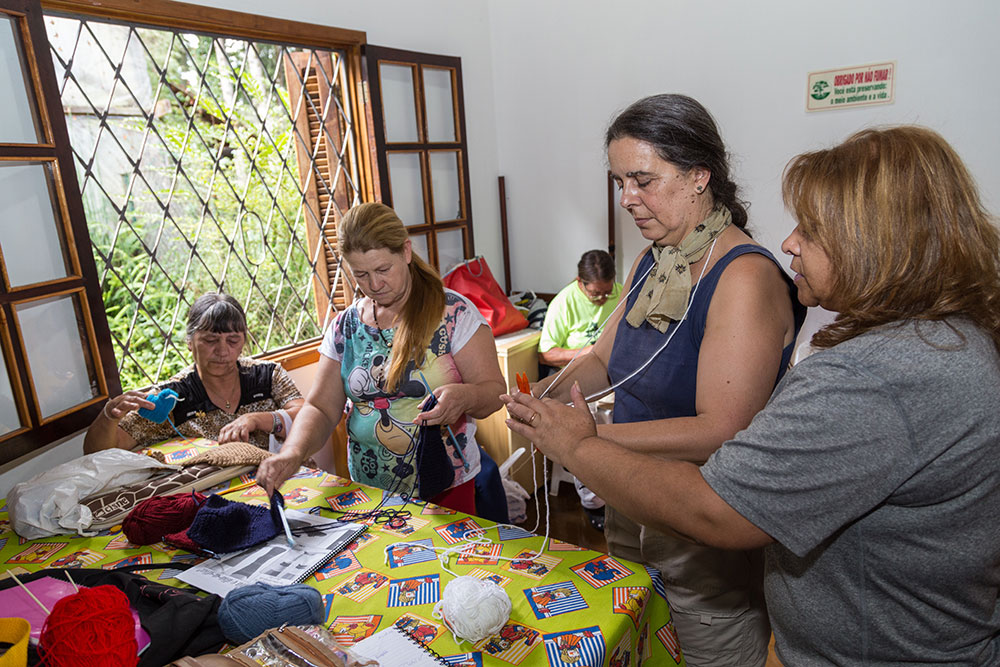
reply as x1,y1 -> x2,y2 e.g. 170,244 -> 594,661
255,448 -> 304,496
103,390 -> 156,422
413,383 -> 468,426
502,383 -> 597,467
219,412 -> 269,443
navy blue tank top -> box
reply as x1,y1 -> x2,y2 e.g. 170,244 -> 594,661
609,244 -> 806,424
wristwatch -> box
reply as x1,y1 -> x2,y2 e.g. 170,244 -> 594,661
271,411 -> 284,436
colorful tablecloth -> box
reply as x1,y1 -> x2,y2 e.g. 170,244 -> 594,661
0,439 -> 685,666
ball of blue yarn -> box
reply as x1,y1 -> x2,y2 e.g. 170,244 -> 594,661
218,583 -> 325,643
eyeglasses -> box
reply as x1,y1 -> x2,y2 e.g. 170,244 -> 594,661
579,281 -> 613,300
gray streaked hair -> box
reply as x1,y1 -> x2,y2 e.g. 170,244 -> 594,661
185,293 -> 247,340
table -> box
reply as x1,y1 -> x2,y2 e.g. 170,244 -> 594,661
0,439 -> 685,666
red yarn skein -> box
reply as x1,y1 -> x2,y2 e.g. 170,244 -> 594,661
123,491 -> 206,545
39,585 -> 138,667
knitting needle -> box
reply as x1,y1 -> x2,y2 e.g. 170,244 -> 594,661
277,505 -> 296,547
516,372 -> 532,395
417,371 -> 470,471
272,492 -> 296,548
8,572 -> 50,614
220,479 -> 259,496
64,570 -> 79,593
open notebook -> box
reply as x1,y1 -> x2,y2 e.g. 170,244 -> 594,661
177,510 -> 366,596
352,624 -> 448,666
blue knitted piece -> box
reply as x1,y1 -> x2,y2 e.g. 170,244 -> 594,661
185,493 -> 282,554
414,393 -> 454,500
218,583 -> 325,643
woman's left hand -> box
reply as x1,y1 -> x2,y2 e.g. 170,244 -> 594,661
218,412 -> 268,443
413,383 -> 468,426
502,383 -> 597,467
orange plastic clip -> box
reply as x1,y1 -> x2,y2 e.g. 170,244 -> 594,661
516,372 -> 531,396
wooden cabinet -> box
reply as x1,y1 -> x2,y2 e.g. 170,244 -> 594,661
476,329 -> 547,493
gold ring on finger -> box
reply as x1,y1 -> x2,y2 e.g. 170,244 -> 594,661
528,412 -> 538,425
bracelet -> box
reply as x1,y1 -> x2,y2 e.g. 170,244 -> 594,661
271,411 -> 283,436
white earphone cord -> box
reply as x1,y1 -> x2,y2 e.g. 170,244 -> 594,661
539,237 -> 719,402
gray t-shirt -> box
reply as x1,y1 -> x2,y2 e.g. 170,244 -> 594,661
702,318 -> 1000,665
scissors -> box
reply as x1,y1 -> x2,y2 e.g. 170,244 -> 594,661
373,508 -> 411,530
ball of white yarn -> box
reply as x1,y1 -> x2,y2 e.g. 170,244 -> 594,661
432,575 -> 511,643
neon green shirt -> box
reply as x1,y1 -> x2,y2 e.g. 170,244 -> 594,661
539,281 -> 622,353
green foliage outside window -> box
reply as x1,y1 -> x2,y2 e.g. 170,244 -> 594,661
55,23 -> 334,389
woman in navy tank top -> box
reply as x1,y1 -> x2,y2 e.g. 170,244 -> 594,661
509,95 -> 804,666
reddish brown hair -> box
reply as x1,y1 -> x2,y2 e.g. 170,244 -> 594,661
339,203 -> 446,391
783,126 -> 1000,351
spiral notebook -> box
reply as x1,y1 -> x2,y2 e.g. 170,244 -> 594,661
352,623 -> 448,666
177,510 -> 366,596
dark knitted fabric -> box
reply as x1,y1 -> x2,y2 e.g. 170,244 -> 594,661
415,423 -> 454,501
185,494 -> 281,554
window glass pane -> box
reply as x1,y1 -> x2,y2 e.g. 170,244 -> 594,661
46,15 -> 364,387
408,234 -> 429,265
387,152 -> 425,227
429,151 -> 461,222
0,162 -> 70,286
379,63 -> 419,143
436,228 -> 465,275
422,66 -> 456,142
0,16 -> 42,144
16,295 -> 97,419
0,348 -> 23,436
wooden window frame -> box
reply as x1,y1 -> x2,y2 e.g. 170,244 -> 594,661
0,0 -> 380,464
0,0 -> 117,463
364,45 -> 475,273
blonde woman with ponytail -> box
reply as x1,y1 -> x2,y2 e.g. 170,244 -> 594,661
256,203 -> 505,514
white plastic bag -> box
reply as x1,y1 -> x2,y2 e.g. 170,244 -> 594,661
497,447 -> 532,524
7,449 -> 178,539
502,476 -> 530,524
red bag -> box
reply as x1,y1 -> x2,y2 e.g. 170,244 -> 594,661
442,256 -> 528,336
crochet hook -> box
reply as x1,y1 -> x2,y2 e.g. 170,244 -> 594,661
417,371 -> 470,471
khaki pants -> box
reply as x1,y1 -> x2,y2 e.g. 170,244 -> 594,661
605,505 -> 770,667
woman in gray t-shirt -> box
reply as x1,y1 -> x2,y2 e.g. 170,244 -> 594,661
504,125 -> 1000,664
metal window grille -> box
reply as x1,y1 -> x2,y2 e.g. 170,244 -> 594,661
44,14 -> 361,387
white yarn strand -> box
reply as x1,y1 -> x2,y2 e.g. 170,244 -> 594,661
524,238 -> 721,558
370,243 -> 722,649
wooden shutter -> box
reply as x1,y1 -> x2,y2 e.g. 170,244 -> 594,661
284,51 -> 357,320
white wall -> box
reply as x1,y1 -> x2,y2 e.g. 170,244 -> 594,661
6,0 -> 1000,486
487,0 -> 1000,293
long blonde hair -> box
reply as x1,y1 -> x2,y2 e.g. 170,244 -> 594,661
782,126 -> 1000,351
338,202 -> 446,391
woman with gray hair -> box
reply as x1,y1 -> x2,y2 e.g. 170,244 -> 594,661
84,292 -> 304,453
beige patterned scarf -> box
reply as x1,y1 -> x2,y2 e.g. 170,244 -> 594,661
626,207 -> 732,332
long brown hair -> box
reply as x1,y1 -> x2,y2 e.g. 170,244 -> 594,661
782,126 -> 1000,352
338,202 -> 446,391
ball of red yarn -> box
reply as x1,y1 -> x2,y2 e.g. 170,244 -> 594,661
123,491 -> 206,545
39,584 -> 138,667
